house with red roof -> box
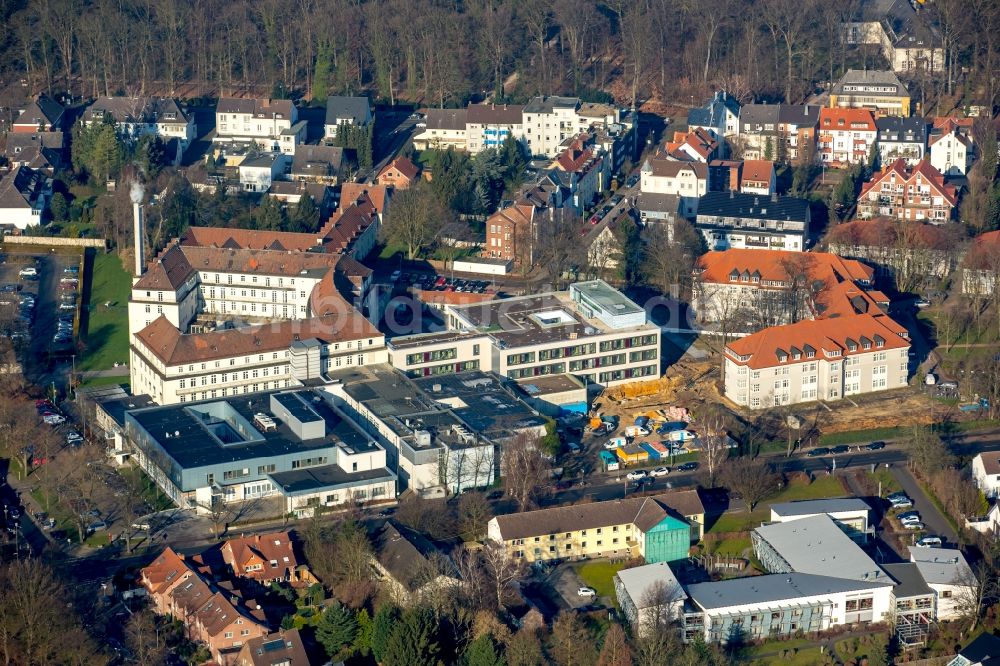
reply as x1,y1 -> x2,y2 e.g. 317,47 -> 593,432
693,248 -> 883,332
857,159 -> 957,224
738,160 -> 776,195
818,108 -> 877,166
376,156 -> 421,190
550,134 -> 610,212
664,128 -> 720,163
723,312 -> 910,408
221,531 -> 313,586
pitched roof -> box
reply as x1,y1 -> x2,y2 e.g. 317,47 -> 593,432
697,191 -> 810,223
84,96 -> 189,125
882,563 -> 934,599
524,96 -> 580,114
324,95 -> 371,125
238,629 -> 311,666
965,231 -> 1000,270
665,128 -> 718,161
373,521 -> 457,592
339,183 -> 389,214
217,97 -> 294,118
422,108 -> 468,131
134,309 -> 378,366
643,159 -> 708,179
859,159 -> 957,206
688,91 -> 741,129
975,451 -> 1000,476
875,116 -> 927,142
141,546 -> 191,595
726,312 -> 909,370
466,103 -> 524,125
956,633 -> 1000,664
291,144 -> 346,176
695,248 -> 878,319
740,160 -> 774,185
3,132 -> 64,171
221,531 -> 300,582
14,94 -> 64,128
0,166 -> 48,210
377,156 -> 420,181
826,217 -> 958,251
831,69 -> 908,97
491,490 -> 704,541
820,108 -> 877,133
615,562 -> 685,608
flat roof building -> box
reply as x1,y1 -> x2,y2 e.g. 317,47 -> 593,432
769,498 -> 873,541
125,388 -> 394,516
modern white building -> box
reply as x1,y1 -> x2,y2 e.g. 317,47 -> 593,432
769,498 -> 873,542
83,96 -> 196,154
910,548 -> 976,622
876,116 -> 927,166
0,165 -> 51,230
239,153 -> 289,193
391,280 -> 661,388
215,98 -> 299,152
614,562 -> 686,635
640,159 -> 708,218
683,573 -> 894,644
125,389 -> 395,515
972,451 -> 1000,499
723,313 -> 910,408
325,364 -> 547,495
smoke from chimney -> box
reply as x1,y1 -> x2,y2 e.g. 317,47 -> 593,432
130,181 -> 145,204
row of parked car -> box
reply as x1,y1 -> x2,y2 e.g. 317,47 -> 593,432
390,271 -> 493,294
36,399 -> 82,445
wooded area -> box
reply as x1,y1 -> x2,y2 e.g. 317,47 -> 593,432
3,0 -> 999,110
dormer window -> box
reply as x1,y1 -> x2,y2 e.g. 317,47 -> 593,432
874,335 -> 885,348
776,347 -> 788,363
846,338 -> 858,352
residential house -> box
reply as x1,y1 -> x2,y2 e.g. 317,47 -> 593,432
371,521 -> 460,606
235,629 -> 314,666
737,104 -> 821,163
12,94 -> 64,132
739,160 -> 776,195
324,96 -> 372,139
857,159 -> 958,223
723,312 -> 910,407
827,217 -> 960,288
876,116 -> 927,165
338,183 -> 390,223
412,108 -> 469,151
636,192 -> 682,225
687,91 -> 741,141
818,108 -> 878,166
551,134 -> 609,212
239,153 -> 289,193
844,0 -> 944,74
829,69 -> 911,117
910,547 -> 976,621
485,203 -> 539,264
3,132 -> 65,173
929,118 -> 973,176
695,191 -> 811,252
466,103 -> 525,154
965,502 -> 1000,534
522,96 -> 583,157
769,498 -> 873,542
0,166 -> 51,230
663,128 -> 720,163
83,96 -> 195,157
693,248 -> 882,332
639,158 -> 708,218
140,547 -> 269,665
486,489 -> 705,564
962,231 -> 1000,296
376,156 -> 420,190
220,532 -> 310,586
972,451 -> 1000,499
289,145 -> 348,185
215,98 -> 299,153
946,633 -> 1000,666
266,182 -> 334,219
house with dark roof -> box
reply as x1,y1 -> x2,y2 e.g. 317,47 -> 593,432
371,521 -> 460,605
736,104 -> 821,163
3,132 -> 65,173
0,165 -> 52,230
845,0 -> 944,75
412,108 -> 468,151
215,98 -> 299,153
324,96 -> 372,139
972,451 -> 1000,499
486,489 -> 704,564
695,190 -> 811,252
640,158 -> 707,218
830,69 -> 911,117
876,116 -> 927,165
289,145 -> 347,185
466,102 -> 525,154
83,96 -> 195,157
947,632 -> 1000,666
687,91 -> 741,140
12,94 -> 64,133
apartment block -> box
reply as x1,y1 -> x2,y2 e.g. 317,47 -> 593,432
857,159 -> 957,223
215,98 -> 300,153
818,108 -> 878,166
829,69 -> 911,117
695,191 -> 810,252
723,314 -> 909,408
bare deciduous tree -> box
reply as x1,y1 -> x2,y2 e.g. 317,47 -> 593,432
481,539 -> 523,609
722,457 -> 779,512
500,432 -> 551,511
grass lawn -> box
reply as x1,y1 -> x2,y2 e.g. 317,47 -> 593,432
80,253 -> 131,371
819,426 -> 907,446
574,560 -> 626,606
708,475 -> 846,534
120,466 -> 174,511
78,375 -> 128,390
741,637 -> 827,665
709,536 -> 751,557
866,468 -> 901,495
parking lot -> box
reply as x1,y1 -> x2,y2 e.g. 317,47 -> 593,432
390,270 -> 496,295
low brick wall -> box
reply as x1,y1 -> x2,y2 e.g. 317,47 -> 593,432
3,236 -> 107,249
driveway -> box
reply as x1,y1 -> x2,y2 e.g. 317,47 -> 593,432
888,464 -> 958,545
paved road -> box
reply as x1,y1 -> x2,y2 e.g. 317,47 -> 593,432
888,464 -> 958,544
